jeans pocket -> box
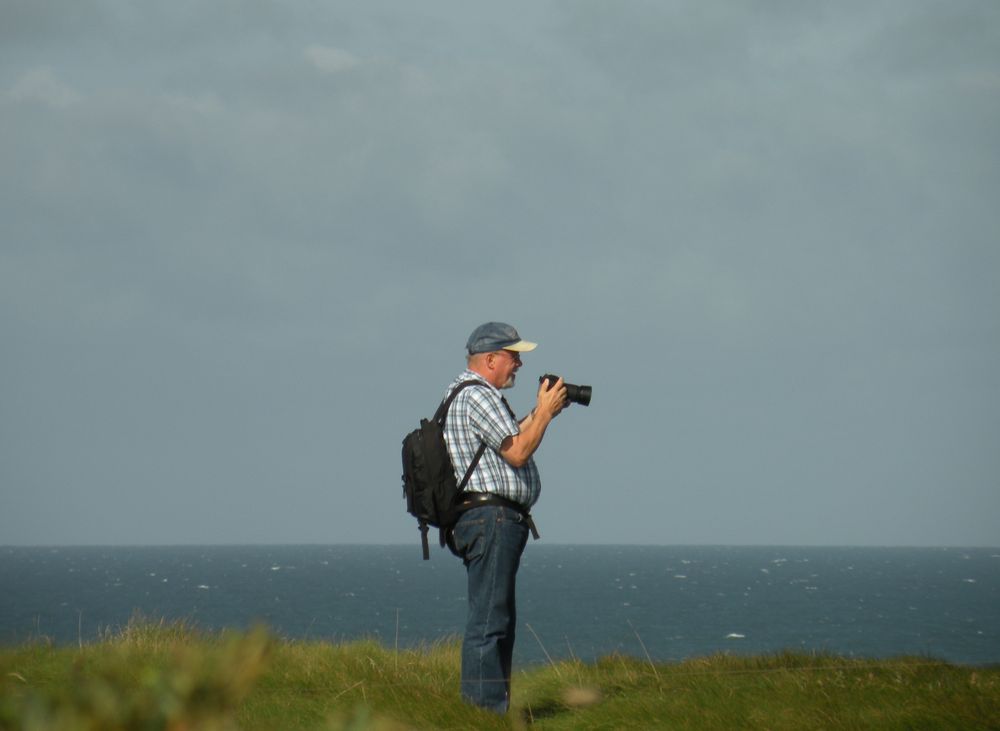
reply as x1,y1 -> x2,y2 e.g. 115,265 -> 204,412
497,510 -> 524,525
453,517 -> 487,562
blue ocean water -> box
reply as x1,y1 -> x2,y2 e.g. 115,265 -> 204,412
1,545 -> 997,666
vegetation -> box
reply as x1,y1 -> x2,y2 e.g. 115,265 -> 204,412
1,617 -> 997,730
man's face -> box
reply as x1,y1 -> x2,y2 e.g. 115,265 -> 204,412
491,349 -> 522,389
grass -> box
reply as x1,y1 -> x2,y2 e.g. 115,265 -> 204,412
1,617 -> 998,730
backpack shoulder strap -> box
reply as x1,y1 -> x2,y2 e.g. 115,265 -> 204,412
433,379 -> 483,424
435,379 -> 488,489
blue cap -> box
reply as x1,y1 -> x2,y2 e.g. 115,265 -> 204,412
466,322 -> 538,354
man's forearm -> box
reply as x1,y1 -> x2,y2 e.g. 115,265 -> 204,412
501,410 -> 552,468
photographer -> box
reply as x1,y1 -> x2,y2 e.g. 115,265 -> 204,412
442,321 -> 567,714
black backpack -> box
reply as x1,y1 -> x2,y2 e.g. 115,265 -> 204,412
401,380 -> 487,559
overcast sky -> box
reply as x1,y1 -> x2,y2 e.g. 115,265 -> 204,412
2,1 -> 998,547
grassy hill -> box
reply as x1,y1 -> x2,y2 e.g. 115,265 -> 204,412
1,618 -> 997,730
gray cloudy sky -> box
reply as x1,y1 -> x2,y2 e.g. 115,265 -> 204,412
2,1 -> 998,547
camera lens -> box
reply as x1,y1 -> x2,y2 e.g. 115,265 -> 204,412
565,383 -> 592,407
539,374 -> 592,407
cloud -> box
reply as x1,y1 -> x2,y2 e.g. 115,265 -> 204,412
305,45 -> 361,74
8,67 -> 81,108
1,1 -> 997,546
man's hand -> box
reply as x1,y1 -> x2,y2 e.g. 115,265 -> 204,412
536,375 -> 568,419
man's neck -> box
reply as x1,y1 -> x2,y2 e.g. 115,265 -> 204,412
466,363 -> 496,387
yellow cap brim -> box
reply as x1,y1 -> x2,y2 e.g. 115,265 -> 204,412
504,340 -> 537,352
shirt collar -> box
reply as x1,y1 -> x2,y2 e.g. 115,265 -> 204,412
458,369 -> 495,390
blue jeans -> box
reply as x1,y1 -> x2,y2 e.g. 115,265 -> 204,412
451,504 -> 530,714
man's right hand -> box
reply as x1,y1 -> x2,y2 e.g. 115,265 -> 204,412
537,376 -> 568,419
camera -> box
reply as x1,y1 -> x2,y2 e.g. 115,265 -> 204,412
539,374 -> 592,407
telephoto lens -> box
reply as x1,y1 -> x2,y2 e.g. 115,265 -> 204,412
539,374 -> 592,407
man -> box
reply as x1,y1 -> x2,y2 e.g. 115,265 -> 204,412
442,321 -> 567,713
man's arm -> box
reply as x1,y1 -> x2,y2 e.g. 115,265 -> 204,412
499,377 -> 567,468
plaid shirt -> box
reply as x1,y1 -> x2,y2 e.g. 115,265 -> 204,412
441,370 -> 542,508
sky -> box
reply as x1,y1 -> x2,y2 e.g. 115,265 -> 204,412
2,1 -> 998,547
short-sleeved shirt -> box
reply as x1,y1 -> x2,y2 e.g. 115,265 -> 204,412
442,370 -> 542,508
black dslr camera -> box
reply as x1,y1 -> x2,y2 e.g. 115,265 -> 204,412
539,374 -> 592,406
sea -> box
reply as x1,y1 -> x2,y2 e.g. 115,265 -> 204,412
1,545 -> 997,667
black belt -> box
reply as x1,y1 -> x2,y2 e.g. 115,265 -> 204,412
456,492 -> 540,540
442,493 -> 541,556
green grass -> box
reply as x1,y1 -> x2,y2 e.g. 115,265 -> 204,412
1,618 -> 998,730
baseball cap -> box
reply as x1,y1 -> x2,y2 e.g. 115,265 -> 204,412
466,322 -> 538,354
